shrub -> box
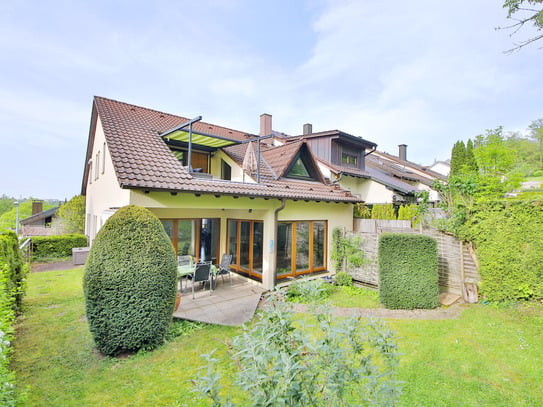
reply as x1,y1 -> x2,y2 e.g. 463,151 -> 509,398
378,233 -> 439,309
0,229 -> 28,405
193,289 -> 402,406
0,230 -> 28,312
286,278 -> 333,303
334,271 -> 353,287
83,205 -> 177,356
371,203 -> 396,220
31,234 -> 87,260
468,199 -> 543,302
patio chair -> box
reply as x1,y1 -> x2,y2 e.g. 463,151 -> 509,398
216,254 -> 233,285
188,262 -> 212,299
177,255 -> 194,290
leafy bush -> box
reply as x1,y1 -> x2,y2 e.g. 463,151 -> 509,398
83,205 -> 177,356
193,289 -> 402,406
31,234 -> 87,260
286,278 -> 333,303
467,199 -> 543,302
378,233 -> 439,309
371,203 -> 396,220
0,229 -> 28,405
334,271 -> 353,287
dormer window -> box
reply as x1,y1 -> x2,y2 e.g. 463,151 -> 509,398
288,157 -> 310,178
285,149 -> 320,181
341,152 -> 358,166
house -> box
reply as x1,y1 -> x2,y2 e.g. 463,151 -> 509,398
20,201 -> 62,236
271,128 -> 444,206
82,97 -> 362,290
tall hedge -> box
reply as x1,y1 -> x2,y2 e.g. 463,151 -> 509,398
467,199 -> 543,301
83,206 -> 177,356
31,234 -> 88,259
0,229 -> 27,405
378,233 -> 439,309
0,230 -> 27,311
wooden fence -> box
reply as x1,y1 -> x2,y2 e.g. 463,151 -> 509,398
350,219 -> 480,301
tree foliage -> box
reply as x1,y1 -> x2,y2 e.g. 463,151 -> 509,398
57,195 -> 85,234
193,287 -> 402,406
83,205 -> 177,356
501,0 -> 543,52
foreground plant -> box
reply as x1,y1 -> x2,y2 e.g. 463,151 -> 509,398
193,285 -> 402,406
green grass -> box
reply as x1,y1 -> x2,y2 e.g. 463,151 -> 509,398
327,284 -> 381,308
13,269 -> 543,406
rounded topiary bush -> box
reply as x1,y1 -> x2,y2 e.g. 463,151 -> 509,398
83,205 -> 177,356
334,271 -> 353,287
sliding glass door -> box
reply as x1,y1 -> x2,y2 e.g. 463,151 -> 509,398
161,218 -> 219,264
276,220 -> 327,279
228,219 -> 263,281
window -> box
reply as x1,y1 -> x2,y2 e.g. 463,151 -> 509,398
285,151 -> 317,181
276,220 -> 327,279
95,152 -> 100,180
288,158 -> 310,178
341,152 -> 358,166
161,218 -> 219,263
102,142 -> 106,174
88,160 -> 92,184
221,159 -> 232,180
228,219 -> 263,281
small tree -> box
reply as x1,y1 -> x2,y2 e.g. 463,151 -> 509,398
193,287 -> 402,406
57,195 -> 85,234
83,205 -> 177,356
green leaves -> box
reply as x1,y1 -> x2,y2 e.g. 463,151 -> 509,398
83,205 -> 177,356
193,287 -> 402,406
378,233 -> 439,310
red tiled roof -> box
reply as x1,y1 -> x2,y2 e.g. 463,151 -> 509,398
83,97 -> 359,203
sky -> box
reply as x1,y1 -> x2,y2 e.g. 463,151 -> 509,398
1,0 -> 542,200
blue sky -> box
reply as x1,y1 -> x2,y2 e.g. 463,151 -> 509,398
1,0 -> 542,200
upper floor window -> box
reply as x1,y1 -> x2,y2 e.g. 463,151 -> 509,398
221,159 -> 232,180
341,152 -> 358,166
102,142 -> 106,174
95,152 -> 100,180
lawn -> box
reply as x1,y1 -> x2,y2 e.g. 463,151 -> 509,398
13,268 -> 543,406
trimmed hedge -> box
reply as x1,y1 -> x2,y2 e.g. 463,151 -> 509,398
0,229 -> 28,405
378,233 -> 439,309
31,234 -> 88,259
83,205 -> 177,356
467,199 -> 543,301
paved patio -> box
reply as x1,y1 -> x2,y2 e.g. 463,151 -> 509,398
173,273 -> 266,326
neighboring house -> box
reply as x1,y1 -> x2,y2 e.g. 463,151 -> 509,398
427,159 -> 451,177
272,128 -> 443,205
366,146 -> 445,203
82,97 -> 361,290
20,201 -> 62,236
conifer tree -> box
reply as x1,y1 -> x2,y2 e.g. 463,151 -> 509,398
450,140 -> 467,176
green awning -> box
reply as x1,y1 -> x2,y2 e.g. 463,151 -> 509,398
162,130 -> 240,148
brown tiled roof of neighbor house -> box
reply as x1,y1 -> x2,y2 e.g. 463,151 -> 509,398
84,97 -> 359,203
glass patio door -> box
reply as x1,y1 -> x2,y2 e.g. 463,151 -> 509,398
276,220 -> 327,279
161,218 -> 219,263
228,219 -> 263,281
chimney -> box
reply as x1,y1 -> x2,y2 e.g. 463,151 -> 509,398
32,200 -> 43,215
260,113 -> 272,137
398,144 -> 407,161
303,123 -> 312,135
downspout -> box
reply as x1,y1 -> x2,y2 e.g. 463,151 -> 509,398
272,198 -> 287,288
364,146 -> 377,156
